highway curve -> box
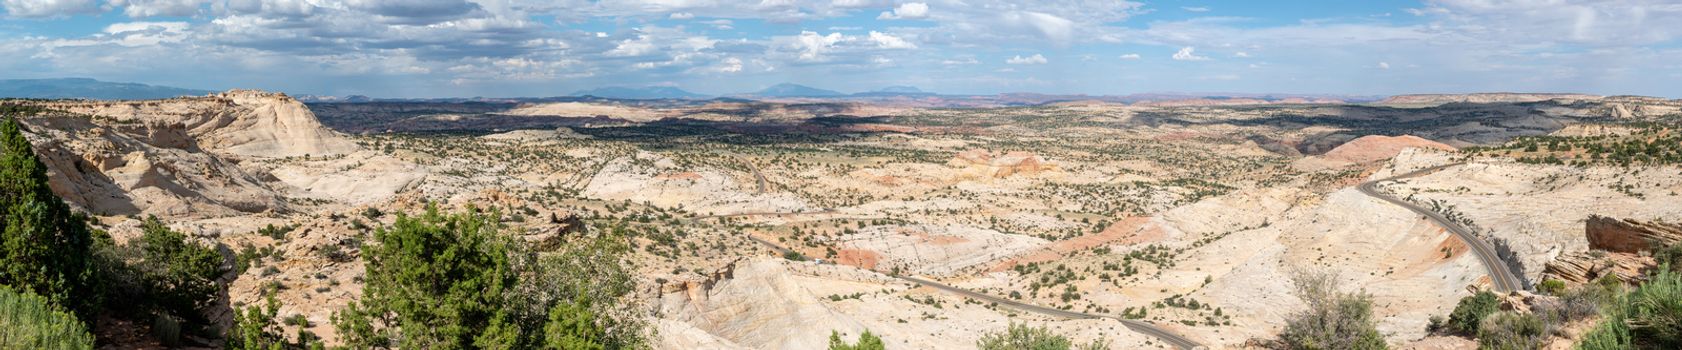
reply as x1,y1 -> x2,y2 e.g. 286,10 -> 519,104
1356,163 -> 1524,293
737,232 -> 1206,349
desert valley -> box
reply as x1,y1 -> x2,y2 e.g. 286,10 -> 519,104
4,88 -> 1681,349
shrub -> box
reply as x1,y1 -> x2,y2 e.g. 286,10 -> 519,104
225,293 -> 287,350
0,285 -> 94,350
332,204 -> 646,349
829,330 -> 885,350
0,117 -> 101,319
1537,279 -> 1568,295
1277,268 -> 1387,350
1447,291 -> 1500,335
1577,265 -> 1682,349
99,216 -> 229,338
977,322 -> 1108,350
1476,311 -> 1546,350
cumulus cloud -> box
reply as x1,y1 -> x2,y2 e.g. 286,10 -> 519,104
867,31 -> 915,49
112,0 -> 205,18
877,2 -> 926,19
1171,46 -> 1209,61
2,0 -> 100,17
668,12 -> 693,19
1006,53 -> 1047,64
1118,53 -> 1140,59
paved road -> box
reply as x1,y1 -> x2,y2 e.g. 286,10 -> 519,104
1356,163 -> 1524,293
900,276 -> 1206,350
736,232 -> 1206,349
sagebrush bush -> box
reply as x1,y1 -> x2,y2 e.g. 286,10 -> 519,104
0,286 -> 94,350
976,322 -> 1109,350
1277,268 -> 1387,350
1477,311 -> 1547,350
1577,265 -> 1682,349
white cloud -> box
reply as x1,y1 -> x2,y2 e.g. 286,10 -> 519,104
1420,0 -> 1682,45
2,0 -> 100,17
995,11 -> 1073,43
706,57 -> 743,73
1377,62 -> 1390,69
877,2 -> 926,20
791,31 -> 845,61
1006,53 -> 1046,65
668,12 -> 693,19
1118,53 -> 1140,60
867,31 -> 915,49
1234,51 -> 1250,58
606,34 -> 659,57
103,21 -> 191,46
941,57 -> 978,65
1171,46 -> 1209,61
113,0 -> 206,18
1182,6 -> 1209,12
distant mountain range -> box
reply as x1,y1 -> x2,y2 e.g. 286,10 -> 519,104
748,83 -> 845,97
3,78 -> 1397,107
571,86 -> 708,99
0,78 -> 213,100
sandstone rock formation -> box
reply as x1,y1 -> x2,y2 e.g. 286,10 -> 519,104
1291,135 -> 1455,170
947,149 -> 1057,178
1542,251 -> 1651,284
39,90 -> 359,158
1585,215 -> 1682,253
1542,216 -> 1681,284
20,115 -> 289,217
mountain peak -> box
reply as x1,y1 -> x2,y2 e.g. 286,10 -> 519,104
754,83 -> 843,97
570,86 -> 707,99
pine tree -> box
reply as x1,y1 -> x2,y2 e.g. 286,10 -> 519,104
0,116 -> 100,320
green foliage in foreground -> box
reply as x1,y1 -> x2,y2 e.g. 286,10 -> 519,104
1578,266 -> 1682,350
1447,291 -> 1500,335
0,117 -> 100,320
976,323 -> 1109,350
1278,269 -> 1387,350
1477,311 -> 1546,350
333,204 -> 646,349
829,330 -> 885,350
0,285 -> 93,350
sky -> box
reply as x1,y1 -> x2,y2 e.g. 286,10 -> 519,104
2,0 -> 1680,98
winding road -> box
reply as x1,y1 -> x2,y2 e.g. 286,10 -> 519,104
736,231 -> 1206,349
1356,162 -> 1524,293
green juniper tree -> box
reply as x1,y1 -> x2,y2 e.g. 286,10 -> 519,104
333,204 -> 646,349
0,116 -> 101,320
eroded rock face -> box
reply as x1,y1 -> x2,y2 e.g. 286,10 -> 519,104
1542,251 -> 1652,284
946,149 -> 1057,178
1585,215 -> 1682,253
20,115 -> 289,217
35,90 -> 359,158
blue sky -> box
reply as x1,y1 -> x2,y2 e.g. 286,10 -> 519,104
2,0 -> 1679,98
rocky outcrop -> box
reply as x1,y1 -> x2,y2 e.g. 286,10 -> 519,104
1540,216 -> 1677,285
1291,135 -> 1455,170
37,90 -> 359,158
20,115 -> 289,217
1585,215 -> 1682,253
947,149 -> 1056,178
1542,251 -> 1651,284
